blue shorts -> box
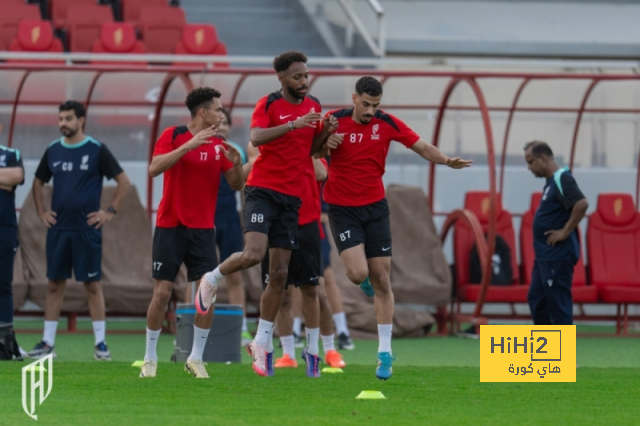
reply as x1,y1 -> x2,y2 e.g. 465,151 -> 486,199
215,212 -> 244,262
0,226 -> 18,285
46,229 -> 102,282
320,223 -> 331,270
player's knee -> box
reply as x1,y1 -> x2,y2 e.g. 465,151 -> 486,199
153,284 -> 172,304
372,276 -> 392,296
241,248 -> 263,268
84,281 -> 102,296
345,268 -> 368,285
268,266 -> 288,286
47,281 -> 64,295
300,285 -> 317,299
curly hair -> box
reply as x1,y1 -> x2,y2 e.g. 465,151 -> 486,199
59,100 -> 86,119
185,87 -> 222,117
355,76 -> 383,97
273,50 -> 308,73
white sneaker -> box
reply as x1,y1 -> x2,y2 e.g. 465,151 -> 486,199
139,360 -> 157,378
185,359 -> 210,378
195,275 -> 217,315
247,340 -> 268,377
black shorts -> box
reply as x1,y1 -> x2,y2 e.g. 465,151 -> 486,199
261,222 -> 323,289
328,199 -> 392,258
243,185 -> 301,250
152,226 -> 217,282
46,229 -> 102,282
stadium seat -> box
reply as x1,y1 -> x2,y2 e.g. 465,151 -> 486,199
121,0 -> 167,25
454,191 -> 529,303
50,0 -> 97,30
587,193 -> 640,304
138,6 -> 185,53
67,5 -> 114,52
8,20 -> 64,62
173,24 -> 229,67
91,22 -> 145,64
0,3 -> 41,50
520,192 -> 596,303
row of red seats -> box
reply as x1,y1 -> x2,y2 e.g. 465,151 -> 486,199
4,20 -> 227,65
454,191 -> 640,305
0,1 -> 227,56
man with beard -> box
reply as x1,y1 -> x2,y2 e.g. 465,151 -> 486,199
28,101 -> 130,360
195,50 -> 339,377
317,77 -> 472,380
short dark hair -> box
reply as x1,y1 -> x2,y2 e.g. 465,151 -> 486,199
355,76 -> 383,97
273,50 -> 307,73
524,140 -> 554,158
185,87 -> 221,117
221,108 -> 232,127
59,100 -> 85,119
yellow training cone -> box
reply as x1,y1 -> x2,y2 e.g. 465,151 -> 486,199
131,360 -> 145,367
322,367 -> 343,373
356,391 -> 386,399
31,366 -> 47,372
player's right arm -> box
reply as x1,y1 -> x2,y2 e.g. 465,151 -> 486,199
250,96 -> 321,147
148,125 -> 216,177
33,148 -> 56,227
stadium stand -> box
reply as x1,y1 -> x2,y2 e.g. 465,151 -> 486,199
138,5 -> 185,53
8,20 -> 64,62
0,3 -> 41,50
121,0 -> 168,26
520,192 -> 597,303
453,191 -> 529,303
67,4 -> 115,52
50,0 -> 97,30
173,23 -> 228,66
91,22 -> 145,62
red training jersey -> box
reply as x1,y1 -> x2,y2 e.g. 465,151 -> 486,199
297,157 -> 320,225
322,109 -> 420,207
248,91 -> 322,198
154,126 -> 233,228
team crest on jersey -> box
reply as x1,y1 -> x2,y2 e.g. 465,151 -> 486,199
214,144 -> 221,160
80,155 -> 89,170
0,155 -> 6,167
372,123 -> 380,140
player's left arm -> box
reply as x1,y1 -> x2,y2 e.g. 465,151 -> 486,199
88,145 -> 131,229
410,139 -> 473,169
221,141 -> 245,191
311,114 -> 339,154
0,150 -> 24,192
545,174 -> 588,246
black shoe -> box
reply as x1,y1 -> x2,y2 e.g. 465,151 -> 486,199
337,333 -> 355,350
457,325 -> 479,339
28,341 -> 56,358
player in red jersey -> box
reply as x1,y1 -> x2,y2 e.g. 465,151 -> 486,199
195,51 -> 339,377
318,76 -> 472,380
139,88 -> 244,379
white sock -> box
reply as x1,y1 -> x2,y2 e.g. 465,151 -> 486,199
92,321 -> 106,346
254,319 -> 274,347
204,267 -> 224,287
378,324 -> 393,353
333,312 -> 349,336
188,325 -> 209,361
144,328 -> 161,361
306,327 -> 319,356
280,335 -> 295,358
43,321 -> 58,346
266,325 -> 274,353
293,317 -> 302,336
242,317 -> 248,333
321,334 -> 335,354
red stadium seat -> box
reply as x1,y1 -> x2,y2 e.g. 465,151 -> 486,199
8,20 -> 64,63
173,24 -> 229,67
587,193 -> 640,303
121,0 -> 167,25
50,0 -> 97,30
67,5 -> 114,52
91,22 -> 145,65
520,192 -> 596,302
454,191 -> 529,303
0,4 -> 41,50
139,6 -> 185,53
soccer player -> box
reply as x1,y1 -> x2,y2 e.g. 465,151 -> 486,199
213,108 -> 252,346
194,50 -> 339,377
140,88 -> 244,379
318,77 -> 472,379
29,101 -> 131,361
0,122 -> 25,361
524,141 -> 588,325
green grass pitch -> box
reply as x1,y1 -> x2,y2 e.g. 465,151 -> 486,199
2,320 -> 640,425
